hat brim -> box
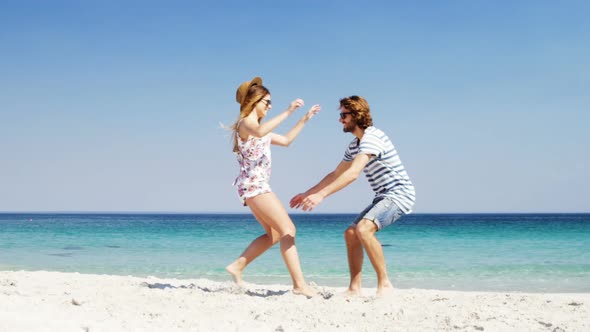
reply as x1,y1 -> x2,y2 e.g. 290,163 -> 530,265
236,76 -> 263,104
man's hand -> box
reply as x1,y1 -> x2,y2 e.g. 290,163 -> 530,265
302,193 -> 324,211
289,193 -> 305,209
291,193 -> 324,211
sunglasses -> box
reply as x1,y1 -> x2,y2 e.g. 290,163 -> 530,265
259,99 -> 271,107
339,111 -> 353,119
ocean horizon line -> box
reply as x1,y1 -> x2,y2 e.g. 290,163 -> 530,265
1,211 -> 589,215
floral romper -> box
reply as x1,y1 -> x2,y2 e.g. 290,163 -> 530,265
233,128 -> 272,205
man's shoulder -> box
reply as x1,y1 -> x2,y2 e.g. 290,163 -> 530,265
363,126 -> 388,140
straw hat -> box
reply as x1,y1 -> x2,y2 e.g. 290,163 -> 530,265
235,76 -> 263,104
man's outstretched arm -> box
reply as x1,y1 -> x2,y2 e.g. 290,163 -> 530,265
290,160 -> 350,209
291,154 -> 371,211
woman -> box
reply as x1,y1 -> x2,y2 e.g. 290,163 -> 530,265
226,76 -> 320,298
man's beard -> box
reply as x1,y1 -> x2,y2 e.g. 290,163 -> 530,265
343,123 -> 355,133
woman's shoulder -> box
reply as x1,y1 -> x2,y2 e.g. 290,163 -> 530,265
238,132 -> 269,145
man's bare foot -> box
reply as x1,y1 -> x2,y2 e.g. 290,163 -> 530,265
292,285 -> 318,298
225,264 -> 244,286
376,283 -> 394,298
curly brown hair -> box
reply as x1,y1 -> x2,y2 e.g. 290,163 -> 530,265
339,95 -> 373,129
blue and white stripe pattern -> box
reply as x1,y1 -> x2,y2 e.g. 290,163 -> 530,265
343,126 -> 416,213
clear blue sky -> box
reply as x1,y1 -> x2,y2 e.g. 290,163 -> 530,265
1,1 -> 588,213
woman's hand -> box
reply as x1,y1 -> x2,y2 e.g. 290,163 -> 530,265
288,98 -> 305,113
304,104 -> 321,121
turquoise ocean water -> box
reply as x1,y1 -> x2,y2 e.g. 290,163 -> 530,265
1,213 -> 588,293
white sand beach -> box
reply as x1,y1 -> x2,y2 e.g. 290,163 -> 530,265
0,270 -> 587,332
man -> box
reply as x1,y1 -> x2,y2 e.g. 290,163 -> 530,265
290,95 -> 415,297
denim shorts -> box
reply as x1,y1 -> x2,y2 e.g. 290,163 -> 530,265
352,197 -> 404,231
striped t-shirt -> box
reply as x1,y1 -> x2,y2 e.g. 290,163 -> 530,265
343,126 -> 416,214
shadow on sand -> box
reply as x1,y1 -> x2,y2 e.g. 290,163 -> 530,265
140,281 -> 292,298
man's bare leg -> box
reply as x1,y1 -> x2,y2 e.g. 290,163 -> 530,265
344,226 -> 364,296
356,219 -> 393,297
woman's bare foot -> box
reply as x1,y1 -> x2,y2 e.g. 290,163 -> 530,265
292,285 -> 318,298
225,263 -> 244,286
376,282 -> 394,298
344,288 -> 362,297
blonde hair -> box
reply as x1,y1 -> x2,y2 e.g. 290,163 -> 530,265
231,84 -> 270,152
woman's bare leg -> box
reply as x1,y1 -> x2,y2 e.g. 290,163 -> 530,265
247,192 -> 316,297
226,205 -> 280,285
